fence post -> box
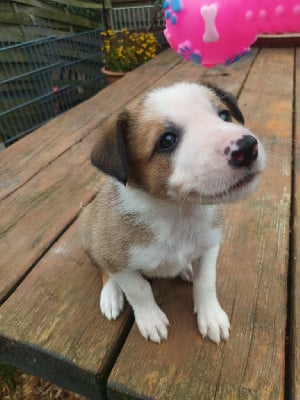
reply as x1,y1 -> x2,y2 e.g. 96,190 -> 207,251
102,0 -> 112,30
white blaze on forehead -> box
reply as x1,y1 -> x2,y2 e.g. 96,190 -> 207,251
144,83 -> 224,197
144,82 -> 217,125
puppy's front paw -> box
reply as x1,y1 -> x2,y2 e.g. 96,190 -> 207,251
197,302 -> 230,344
135,305 -> 170,343
100,279 -> 124,320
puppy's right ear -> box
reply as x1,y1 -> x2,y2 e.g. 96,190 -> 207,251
91,111 -> 129,185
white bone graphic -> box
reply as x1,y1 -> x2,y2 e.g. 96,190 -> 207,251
200,4 -> 219,43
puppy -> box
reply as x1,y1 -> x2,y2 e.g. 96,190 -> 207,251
80,82 -> 265,344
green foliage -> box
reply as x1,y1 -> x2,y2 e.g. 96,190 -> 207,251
0,361 -> 17,391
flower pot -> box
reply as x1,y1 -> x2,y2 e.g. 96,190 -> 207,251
101,67 -> 125,85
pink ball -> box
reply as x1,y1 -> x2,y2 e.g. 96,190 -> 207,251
163,0 -> 300,68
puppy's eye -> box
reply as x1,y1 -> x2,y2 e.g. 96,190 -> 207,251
218,109 -> 232,122
155,132 -> 179,153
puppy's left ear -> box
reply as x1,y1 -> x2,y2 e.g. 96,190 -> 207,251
91,111 -> 130,185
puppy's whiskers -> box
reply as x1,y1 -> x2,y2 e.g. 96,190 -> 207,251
265,151 -> 286,162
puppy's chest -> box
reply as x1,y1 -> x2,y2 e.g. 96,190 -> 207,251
127,210 -> 221,277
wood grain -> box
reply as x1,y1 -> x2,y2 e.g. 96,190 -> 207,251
0,47 -> 296,400
201,48 -> 258,96
1,48 -> 243,303
0,220 -> 133,400
107,48 -> 294,400
0,51 -> 241,397
0,135 -> 103,302
291,47 -> 300,400
0,50 -> 181,302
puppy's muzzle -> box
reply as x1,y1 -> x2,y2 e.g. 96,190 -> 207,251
226,135 -> 258,169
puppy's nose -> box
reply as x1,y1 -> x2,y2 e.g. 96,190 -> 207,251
228,135 -> 258,168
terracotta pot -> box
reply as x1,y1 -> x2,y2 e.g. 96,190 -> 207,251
101,67 -> 125,85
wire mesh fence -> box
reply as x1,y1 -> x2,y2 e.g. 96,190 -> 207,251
0,28 -> 106,147
109,5 -> 164,31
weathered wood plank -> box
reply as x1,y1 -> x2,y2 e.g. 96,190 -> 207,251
1,0 -> 101,29
292,47 -> 300,400
211,49 -> 292,400
201,49 -> 258,95
0,49 -> 181,201
107,48 -> 293,400
0,0 -> 109,41
0,134 -> 103,301
0,50 -> 259,303
160,48 -> 258,94
0,52 -> 187,399
0,221 -> 133,400
0,51 -> 182,303
15,0 -> 108,8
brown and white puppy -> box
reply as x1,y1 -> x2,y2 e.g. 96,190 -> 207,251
80,82 -> 265,344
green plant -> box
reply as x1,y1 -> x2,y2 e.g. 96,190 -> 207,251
100,29 -> 159,72
0,361 -> 17,391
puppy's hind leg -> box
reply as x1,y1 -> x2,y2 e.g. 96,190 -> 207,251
100,272 -> 125,320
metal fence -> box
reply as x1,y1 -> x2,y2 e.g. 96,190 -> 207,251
109,5 -> 165,31
0,29 -> 106,147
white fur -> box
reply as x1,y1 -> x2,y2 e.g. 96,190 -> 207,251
107,183 -> 227,343
116,183 -> 222,278
146,83 -> 265,203
96,82 -> 265,344
100,278 -> 124,320
192,245 -> 230,343
110,270 -> 170,343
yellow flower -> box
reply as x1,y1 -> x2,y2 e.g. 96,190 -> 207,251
100,28 -> 159,72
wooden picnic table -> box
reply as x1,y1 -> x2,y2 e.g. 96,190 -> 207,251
0,46 -> 299,400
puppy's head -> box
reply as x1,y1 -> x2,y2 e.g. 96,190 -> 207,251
91,82 -> 265,204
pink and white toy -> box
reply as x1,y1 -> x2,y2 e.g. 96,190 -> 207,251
163,0 -> 300,67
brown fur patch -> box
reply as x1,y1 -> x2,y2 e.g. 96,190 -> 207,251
90,101 -> 175,200
80,178 -> 153,274
90,112 -> 129,185
80,84 -> 243,275
102,271 -> 110,286
125,108 -> 174,199
81,100 -> 177,273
